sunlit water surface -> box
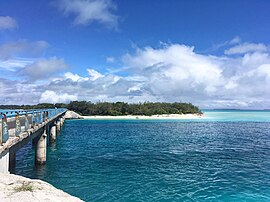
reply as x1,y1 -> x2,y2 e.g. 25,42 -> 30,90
15,110 -> 270,201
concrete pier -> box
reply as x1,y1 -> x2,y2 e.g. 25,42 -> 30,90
60,118 -> 63,127
56,121 -> 61,134
0,108 -> 67,173
8,152 -> 16,173
0,150 -> 9,174
35,128 -> 47,165
50,125 -> 57,143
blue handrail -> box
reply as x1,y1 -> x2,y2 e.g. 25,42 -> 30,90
0,108 -> 67,119
1,108 -> 67,144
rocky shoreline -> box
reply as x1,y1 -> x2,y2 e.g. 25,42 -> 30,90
0,173 -> 83,202
0,110 -> 85,201
63,110 -> 84,119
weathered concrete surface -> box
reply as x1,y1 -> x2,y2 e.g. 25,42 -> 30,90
0,111 -> 66,173
50,126 -> 56,143
0,150 -> 9,174
60,118 -> 64,127
0,112 -> 65,155
35,130 -> 47,165
56,121 -> 61,133
0,173 -> 83,202
63,111 -> 83,119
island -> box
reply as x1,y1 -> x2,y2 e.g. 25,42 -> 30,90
1,101 -> 202,119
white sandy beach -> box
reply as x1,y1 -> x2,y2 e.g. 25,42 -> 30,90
82,114 -> 203,120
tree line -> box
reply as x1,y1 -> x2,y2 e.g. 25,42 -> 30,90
0,101 -> 202,116
0,103 -> 66,110
68,101 -> 202,116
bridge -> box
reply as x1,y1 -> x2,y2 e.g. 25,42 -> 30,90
0,108 -> 67,174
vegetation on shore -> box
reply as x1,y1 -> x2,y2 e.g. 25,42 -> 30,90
0,101 -> 202,116
14,182 -> 34,192
0,103 -> 66,110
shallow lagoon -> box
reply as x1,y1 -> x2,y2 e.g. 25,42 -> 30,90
15,110 -> 270,201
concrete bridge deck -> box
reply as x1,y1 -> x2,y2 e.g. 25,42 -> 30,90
0,108 -> 67,174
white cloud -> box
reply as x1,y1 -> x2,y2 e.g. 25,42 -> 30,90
225,42 -> 268,55
87,68 -> 104,80
123,44 -> 223,96
38,44 -> 221,104
64,72 -> 88,81
229,36 -> 241,45
106,56 -> 115,63
43,42 -> 270,108
57,0 -> 118,28
19,57 -> 68,80
0,40 -> 49,60
39,90 -> 77,103
206,36 -> 241,52
0,16 -> 17,30
0,58 -> 33,71
0,78 -> 42,104
1,41 -> 270,109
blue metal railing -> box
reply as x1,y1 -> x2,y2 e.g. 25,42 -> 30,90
0,108 -> 66,119
0,108 -> 67,144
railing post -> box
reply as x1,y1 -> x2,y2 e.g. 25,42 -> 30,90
15,112 -> 21,137
32,112 -> 36,127
39,112 -> 41,123
36,112 -> 39,125
0,116 -> 2,145
37,112 -> 40,125
45,111 -> 48,121
42,111 -> 45,122
1,114 -> 9,143
25,113 -> 29,131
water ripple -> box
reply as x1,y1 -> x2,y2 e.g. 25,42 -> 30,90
15,121 -> 270,202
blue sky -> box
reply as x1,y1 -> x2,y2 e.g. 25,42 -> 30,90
0,0 -> 270,108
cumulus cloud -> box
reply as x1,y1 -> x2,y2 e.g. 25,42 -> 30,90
87,68 -> 104,80
64,72 -> 88,81
19,57 -> 68,80
39,90 -> 77,103
225,42 -> 268,55
0,78 -> 43,104
42,42 -> 270,108
57,0 -> 118,28
123,44 -> 224,97
1,41 -> 270,109
0,40 -> 49,60
0,16 -> 17,30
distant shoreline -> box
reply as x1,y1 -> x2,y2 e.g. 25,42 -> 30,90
82,113 -> 203,120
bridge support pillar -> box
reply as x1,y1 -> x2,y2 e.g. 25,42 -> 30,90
60,118 -> 63,127
0,149 -> 9,174
50,126 -> 56,143
9,152 -> 16,173
56,121 -> 61,134
35,128 -> 47,165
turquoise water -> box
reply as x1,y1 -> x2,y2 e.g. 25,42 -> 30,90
15,110 -> 270,201
202,110 -> 270,122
